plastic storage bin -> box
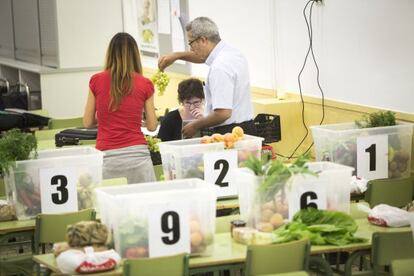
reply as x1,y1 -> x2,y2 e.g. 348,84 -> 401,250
95,178 -> 216,258
4,146 -> 103,220
236,162 -> 354,232
159,135 -> 263,180
311,122 -> 413,179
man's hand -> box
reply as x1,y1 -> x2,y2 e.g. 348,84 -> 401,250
182,121 -> 199,138
158,54 -> 177,71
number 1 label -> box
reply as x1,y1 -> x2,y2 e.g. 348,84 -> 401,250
39,167 -> 78,214
148,202 -> 190,257
357,135 -> 388,180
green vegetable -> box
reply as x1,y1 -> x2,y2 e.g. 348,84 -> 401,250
273,208 -> 367,246
0,129 -> 37,175
355,110 -> 396,128
244,153 -> 317,202
151,71 -> 170,96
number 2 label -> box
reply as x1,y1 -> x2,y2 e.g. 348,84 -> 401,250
39,167 -> 78,214
357,135 -> 388,180
204,150 -> 238,198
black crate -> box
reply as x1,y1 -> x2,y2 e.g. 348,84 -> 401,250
254,113 -> 281,144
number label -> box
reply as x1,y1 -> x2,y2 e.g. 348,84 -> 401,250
214,159 -> 229,187
161,211 -> 180,245
51,175 -> 69,204
289,178 -> 326,220
204,150 -> 238,198
357,135 -> 388,180
39,168 -> 78,214
148,202 -> 190,257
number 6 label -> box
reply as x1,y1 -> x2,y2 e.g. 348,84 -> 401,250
204,150 -> 238,198
357,135 -> 388,180
148,202 -> 190,257
39,167 -> 78,214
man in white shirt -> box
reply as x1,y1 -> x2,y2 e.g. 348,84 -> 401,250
158,17 -> 255,137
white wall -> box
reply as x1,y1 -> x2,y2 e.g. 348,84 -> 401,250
128,0 -> 414,114
274,0 -> 414,114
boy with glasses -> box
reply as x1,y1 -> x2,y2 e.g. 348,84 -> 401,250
158,78 -> 205,141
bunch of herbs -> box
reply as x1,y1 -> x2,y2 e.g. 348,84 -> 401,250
355,110 -> 396,128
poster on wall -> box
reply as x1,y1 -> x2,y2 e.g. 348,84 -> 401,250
137,0 -> 160,57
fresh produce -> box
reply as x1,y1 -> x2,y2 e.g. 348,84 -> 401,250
119,218 -> 149,258
145,136 -> 160,152
0,129 -> 37,175
14,172 -> 41,217
200,126 -> 245,149
244,153 -> 317,231
273,208 -> 367,246
355,110 -> 396,128
151,71 -> 170,96
77,173 -> 96,209
189,216 -> 213,254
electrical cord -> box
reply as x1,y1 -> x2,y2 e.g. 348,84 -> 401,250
276,0 -> 325,160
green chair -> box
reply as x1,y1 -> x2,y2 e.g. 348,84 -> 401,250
102,177 -> 128,187
344,231 -> 414,276
48,116 -> 83,129
34,208 -> 96,254
365,176 -> 414,208
216,214 -> 240,233
123,252 -> 189,276
245,239 -> 310,276
257,272 -> 309,276
392,258 -> 414,276
371,231 -> 414,275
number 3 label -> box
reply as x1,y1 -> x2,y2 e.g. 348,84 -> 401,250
357,135 -> 388,180
39,167 -> 78,214
148,202 -> 190,257
204,150 -> 238,198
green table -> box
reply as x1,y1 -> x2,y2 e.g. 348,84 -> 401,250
32,219 -> 411,275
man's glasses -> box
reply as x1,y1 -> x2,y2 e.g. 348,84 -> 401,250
183,100 -> 202,108
188,37 -> 201,46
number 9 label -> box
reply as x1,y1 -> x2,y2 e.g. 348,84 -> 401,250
148,202 -> 190,257
39,167 -> 79,214
357,135 -> 388,180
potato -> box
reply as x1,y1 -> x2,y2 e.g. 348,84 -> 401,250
260,208 -> 274,222
212,133 -> 224,142
201,136 -> 212,144
190,220 -> 201,232
261,201 -> 276,211
269,213 -> 284,228
191,231 -> 204,247
257,222 -> 274,232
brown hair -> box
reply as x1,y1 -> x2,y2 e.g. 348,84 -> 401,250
104,33 -> 143,111
177,78 -> 205,103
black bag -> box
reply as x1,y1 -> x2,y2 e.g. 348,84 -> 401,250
55,128 -> 97,147
1,83 -> 29,110
0,109 -> 50,131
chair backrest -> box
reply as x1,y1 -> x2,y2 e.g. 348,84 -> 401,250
34,208 -> 96,254
245,239 -> 310,276
215,214 -> 241,233
102,177 -> 128,187
372,231 -> 414,274
123,253 -> 189,276
391,258 -> 414,276
48,116 -> 83,129
365,176 -> 414,208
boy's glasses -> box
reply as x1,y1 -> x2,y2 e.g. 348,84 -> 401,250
183,100 -> 202,108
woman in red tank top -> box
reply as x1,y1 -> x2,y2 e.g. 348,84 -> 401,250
83,32 -> 157,184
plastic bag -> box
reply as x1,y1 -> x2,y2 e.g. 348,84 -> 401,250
368,204 -> 410,227
350,176 -> 368,194
56,246 -> 121,274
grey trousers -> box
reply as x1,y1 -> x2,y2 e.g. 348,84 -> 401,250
102,145 -> 156,184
